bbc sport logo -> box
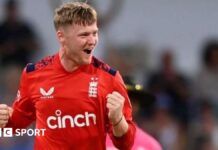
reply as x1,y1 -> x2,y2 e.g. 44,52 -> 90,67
0,128 -> 46,137
0,128 -> 13,137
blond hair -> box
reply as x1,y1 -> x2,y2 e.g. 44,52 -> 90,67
54,2 -> 97,30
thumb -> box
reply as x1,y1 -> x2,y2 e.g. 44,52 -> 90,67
108,110 -> 111,117
8,107 -> 13,117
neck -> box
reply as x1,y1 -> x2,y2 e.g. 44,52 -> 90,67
59,49 -> 79,72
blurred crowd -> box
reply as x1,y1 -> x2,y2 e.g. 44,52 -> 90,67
0,1 -> 38,150
106,40 -> 218,150
0,0 -> 218,150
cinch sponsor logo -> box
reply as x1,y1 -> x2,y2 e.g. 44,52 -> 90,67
47,110 -> 96,129
0,128 -> 46,137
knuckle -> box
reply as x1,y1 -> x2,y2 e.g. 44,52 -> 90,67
118,100 -> 123,105
0,110 -> 8,115
106,103 -> 110,108
0,104 -> 8,108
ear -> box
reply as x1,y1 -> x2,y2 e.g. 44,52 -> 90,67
56,30 -> 65,43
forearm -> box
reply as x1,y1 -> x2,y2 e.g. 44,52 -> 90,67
6,108 -> 34,129
110,120 -> 136,150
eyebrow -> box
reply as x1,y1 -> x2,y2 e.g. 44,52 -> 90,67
78,29 -> 98,35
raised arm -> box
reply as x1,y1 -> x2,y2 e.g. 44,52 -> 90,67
107,72 -> 136,150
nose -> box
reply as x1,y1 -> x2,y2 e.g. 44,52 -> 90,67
87,35 -> 98,45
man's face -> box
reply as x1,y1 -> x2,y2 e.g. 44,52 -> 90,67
59,22 -> 98,65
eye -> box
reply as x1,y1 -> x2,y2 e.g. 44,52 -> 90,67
93,31 -> 98,36
80,33 -> 89,37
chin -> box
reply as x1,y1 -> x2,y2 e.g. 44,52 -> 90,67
83,58 -> 92,65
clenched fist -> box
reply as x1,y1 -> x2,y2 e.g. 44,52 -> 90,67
106,91 -> 125,125
0,104 -> 13,128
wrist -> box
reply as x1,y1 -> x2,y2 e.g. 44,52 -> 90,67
112,115 -> 123,127
111,113 -> 123,124
112,116 -> 129,137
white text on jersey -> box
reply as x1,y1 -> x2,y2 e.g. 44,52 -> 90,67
47,110 -> 96,129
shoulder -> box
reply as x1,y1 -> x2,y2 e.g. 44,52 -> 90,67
25,55 -> 56,73
91,56 -> 117,76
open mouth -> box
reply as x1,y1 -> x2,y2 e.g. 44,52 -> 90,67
83,49 -> 92,54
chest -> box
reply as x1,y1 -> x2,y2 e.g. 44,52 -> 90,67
29,73 -> 110,118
